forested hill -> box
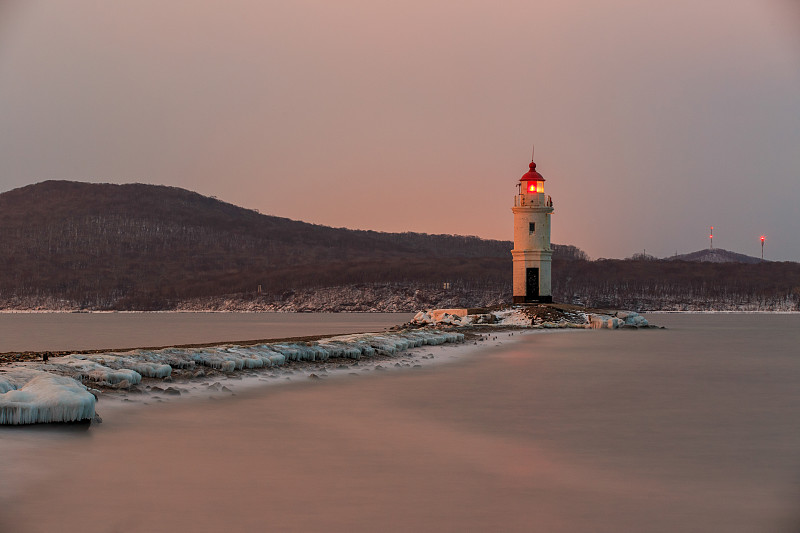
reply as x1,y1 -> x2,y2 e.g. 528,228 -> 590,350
0,180 -> 583,309
670,248 -> 762,264
2,181 -> 797,312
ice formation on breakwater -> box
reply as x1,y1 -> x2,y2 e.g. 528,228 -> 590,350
1,330 -> 464,424
0,370 -> 96,425
60,358 -> 144,386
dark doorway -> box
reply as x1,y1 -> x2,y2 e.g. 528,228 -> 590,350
526,267 -> 539,301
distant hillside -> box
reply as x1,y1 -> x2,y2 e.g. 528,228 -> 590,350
669,248 -> 762,264
0,180 -> 585,309
1,180 -> 796,312
554,258 -> 800,311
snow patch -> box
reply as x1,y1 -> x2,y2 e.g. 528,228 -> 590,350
492,309 -> 533,327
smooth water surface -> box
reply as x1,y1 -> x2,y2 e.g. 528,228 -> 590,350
1,313 -> 799,532
0,312 -> 413,352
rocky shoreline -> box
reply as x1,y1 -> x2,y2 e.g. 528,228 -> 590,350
1,284 -> 796,313
0,285 -> 508,313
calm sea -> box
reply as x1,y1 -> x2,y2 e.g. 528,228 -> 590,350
1,313 -> 799,532
0,312 -> 414,352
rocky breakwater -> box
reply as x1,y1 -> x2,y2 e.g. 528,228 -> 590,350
0,329 -> 466,425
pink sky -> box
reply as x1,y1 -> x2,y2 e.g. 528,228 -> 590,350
1,1 -> 798,260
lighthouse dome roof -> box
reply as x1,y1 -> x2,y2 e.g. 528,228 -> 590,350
520,161 -> 545,182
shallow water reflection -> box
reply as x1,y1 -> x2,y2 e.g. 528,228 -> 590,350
2,314 -> 799,532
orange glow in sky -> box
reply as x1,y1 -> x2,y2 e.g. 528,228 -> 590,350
0,1 -> 798,260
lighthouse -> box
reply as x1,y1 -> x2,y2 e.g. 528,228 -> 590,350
511,157 -> 554,303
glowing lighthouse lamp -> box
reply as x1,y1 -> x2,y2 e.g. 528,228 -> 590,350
511,155 -> 554,304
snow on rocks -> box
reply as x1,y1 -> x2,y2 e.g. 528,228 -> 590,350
412,307 -> 587,328
412,310 -> 496,327
413,309 -> 494,327
492,309 -> 536,327
411,305 -> 654,330
412,311 -> 433,324
0,370 -> 96,425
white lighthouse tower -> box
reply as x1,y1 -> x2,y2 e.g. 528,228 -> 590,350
511,156 -> 554,303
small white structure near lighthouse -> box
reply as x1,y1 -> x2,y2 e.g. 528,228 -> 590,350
511,157 -> 554,303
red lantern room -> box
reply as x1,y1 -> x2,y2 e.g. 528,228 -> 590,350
520,161 -> 545,194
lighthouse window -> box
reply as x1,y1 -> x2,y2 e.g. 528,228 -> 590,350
529,222 -> 535,233
528,183 -> 537,193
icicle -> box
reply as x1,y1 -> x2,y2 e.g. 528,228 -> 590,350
0,372 -> 96,425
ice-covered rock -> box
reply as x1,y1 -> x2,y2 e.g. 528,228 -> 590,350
270,343 -> 323,362
630,315 -> 648,327
146,349 -> 196,369
224,348 -> 267,369
58,358 -> 142,386
190,349 -> 247,371
268,353 -> 286,366
613,311 -> 649,327
588,314 -> 620,329
0,379 -> 15,394
73,354 -> 172,379
589,314 -> 606,329
0,371 -> 96,425
317,342 -> 363,359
